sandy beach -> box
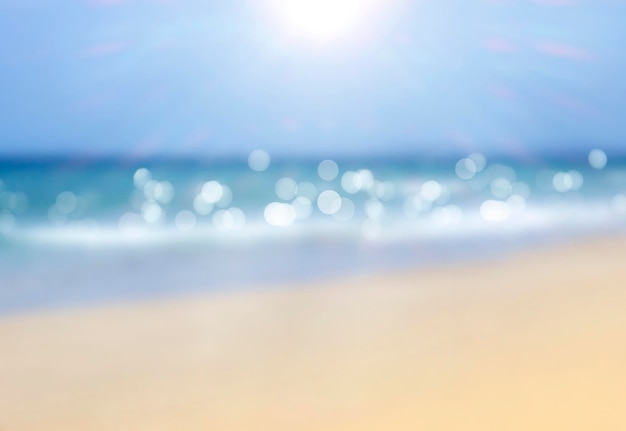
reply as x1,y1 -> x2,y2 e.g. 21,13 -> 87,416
1,237 -> 626,430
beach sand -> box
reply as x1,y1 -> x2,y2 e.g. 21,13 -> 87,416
1,237 -> 626,430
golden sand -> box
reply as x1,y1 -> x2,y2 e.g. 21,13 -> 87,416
1,237 -> 625,430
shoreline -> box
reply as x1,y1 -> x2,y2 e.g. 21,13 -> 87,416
1,236 -> 626,430
2,228 -> 623,317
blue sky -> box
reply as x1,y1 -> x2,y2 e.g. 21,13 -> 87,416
0,0 -> 625,158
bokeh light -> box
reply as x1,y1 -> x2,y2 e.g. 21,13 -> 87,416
248,150 -> 271,172
56,191 -> 78,215
275,177 -> 298,201
141,202 -> 163,224
264,202 -> 296,227
455,158 -> 478,180
193,194 -> 214,215
589,149 -> 608,170
317,190 -> 342,215
133,168 -> 151,188
420,181 -> 442,202
318,160 -> 339,181
201,181 -> 224,204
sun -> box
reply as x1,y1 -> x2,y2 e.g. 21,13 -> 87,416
272,0 -> 380,43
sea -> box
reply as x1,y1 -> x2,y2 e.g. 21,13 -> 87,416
1,151 -> 625,314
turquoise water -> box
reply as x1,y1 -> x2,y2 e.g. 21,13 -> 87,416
1,153 -> 625,313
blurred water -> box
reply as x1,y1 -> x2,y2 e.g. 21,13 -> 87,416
1,152 -> 625,313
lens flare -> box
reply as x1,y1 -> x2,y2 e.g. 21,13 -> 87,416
272,0 -> 380,43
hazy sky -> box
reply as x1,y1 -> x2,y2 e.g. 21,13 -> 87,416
1,0 -> 625,158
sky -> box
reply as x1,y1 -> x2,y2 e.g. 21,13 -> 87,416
0,0 -> 625,158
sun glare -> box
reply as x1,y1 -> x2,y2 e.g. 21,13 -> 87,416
272,0 -> 379,43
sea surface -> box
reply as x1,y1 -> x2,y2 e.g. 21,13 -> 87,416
1,151 -> 625,314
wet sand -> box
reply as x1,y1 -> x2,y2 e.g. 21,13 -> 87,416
1,237 -> 626,430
